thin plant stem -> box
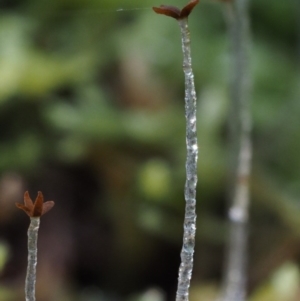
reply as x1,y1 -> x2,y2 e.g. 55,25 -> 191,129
26,217 -> 40,301
176,17 -> 198,301
297,0 -> 300,66
152,3 -> 199,300
219,1 -> 252,301
16,191 -> 54,301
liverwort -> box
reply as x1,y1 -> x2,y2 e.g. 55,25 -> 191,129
218,1 -> 252,300
153,2 -> 199,301
16,191 -> 55,301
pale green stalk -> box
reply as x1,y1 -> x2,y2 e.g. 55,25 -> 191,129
25,217 -> 40,301
175,17 -> 198,301
219,0 -> 252,301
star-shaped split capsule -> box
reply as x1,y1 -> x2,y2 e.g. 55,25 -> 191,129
153,0 -> 199,20
16,191 -> 55,217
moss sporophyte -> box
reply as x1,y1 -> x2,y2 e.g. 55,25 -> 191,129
16,192 -> 55,301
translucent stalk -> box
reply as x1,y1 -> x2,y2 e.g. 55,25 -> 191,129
219,0 -> 252,301
297,0 -> 300,66
175,18 -> 198,301
25,217 -> 40,301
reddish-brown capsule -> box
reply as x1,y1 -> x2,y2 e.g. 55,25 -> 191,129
153,0 -> 199,20
16,191 -> 55,217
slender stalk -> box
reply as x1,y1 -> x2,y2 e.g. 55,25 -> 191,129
152,3 -> 199,300
16,191 -> 54,301
219,1 -> 252,301
175,18 -> 198,301
297,0 -> 300,67
26,217 -> 40,301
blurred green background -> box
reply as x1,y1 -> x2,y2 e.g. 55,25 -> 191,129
0,0 -> 299,300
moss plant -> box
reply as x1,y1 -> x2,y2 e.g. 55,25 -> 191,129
16,191 -> 55,301
153,2 -> 199,301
